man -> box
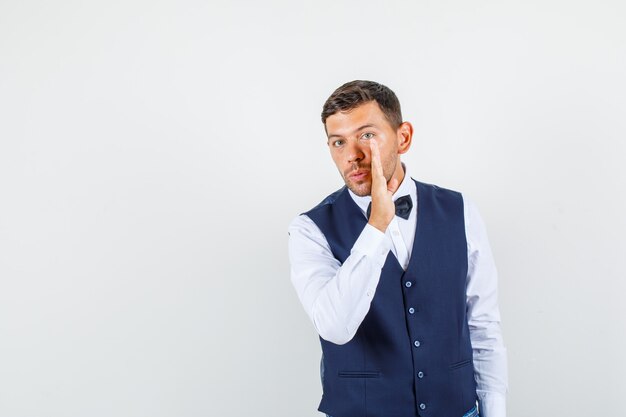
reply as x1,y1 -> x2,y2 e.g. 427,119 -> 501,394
288,80 -> 508,417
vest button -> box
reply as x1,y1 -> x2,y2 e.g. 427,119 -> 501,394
414,340 -> 421,347
405,281 -> 412,288
419,403 -> 426,410
408,307 -> 415,314
417,371 -> 424,378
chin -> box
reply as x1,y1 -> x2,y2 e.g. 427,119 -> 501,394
346,181 -> 372,197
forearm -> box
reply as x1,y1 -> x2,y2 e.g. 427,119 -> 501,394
470,321 -> 508,417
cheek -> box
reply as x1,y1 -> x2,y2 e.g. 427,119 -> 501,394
329,150 -> 343,166
382,148 -> 398,170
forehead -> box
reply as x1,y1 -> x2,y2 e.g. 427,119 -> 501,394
325,101 -> 390,136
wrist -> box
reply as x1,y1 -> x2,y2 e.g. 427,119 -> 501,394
368,219 -> 388,233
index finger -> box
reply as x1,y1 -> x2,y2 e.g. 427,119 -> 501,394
369,139 -> 383,177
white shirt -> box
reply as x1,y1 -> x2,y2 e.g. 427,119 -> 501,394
288,165 -> 508,417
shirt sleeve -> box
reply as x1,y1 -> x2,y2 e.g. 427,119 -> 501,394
288,214 -> 391,345
463,195 -> 509,417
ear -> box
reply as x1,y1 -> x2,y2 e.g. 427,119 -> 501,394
396,122 -> 413,155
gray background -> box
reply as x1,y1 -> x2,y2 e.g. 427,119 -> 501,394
1,0 -> 625,416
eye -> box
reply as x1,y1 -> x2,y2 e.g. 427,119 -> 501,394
332,139 -> 344,147
361,132 -> 374,140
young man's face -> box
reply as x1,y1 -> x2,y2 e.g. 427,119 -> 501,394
325,101 -> 406,197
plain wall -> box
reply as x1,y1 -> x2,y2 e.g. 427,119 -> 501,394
1,1 -> 624,416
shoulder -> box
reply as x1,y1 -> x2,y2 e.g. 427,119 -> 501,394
413,180 -> 464,211
303,186 -> 347,215
460,193 -> 479,216
287,185 -> 347,236
458,193 -> 491,248
413,179 -> 462,198
299,186 -> 348,225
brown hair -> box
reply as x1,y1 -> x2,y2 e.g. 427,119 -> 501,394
321,80 -> 403,129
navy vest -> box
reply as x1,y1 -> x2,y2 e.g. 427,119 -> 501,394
305,180 -> 477,417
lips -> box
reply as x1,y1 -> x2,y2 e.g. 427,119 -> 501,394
348,170 -> 369,181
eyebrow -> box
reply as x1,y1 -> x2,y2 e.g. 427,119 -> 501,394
327,124 -> 378,140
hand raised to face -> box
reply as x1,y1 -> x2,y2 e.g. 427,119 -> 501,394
367,139 -> 400,233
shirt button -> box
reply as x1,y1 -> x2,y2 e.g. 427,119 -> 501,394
405,281 -> 412,288
417,371 -> 424,378
392,230 -> 400,236
414,340 -> 421,347
408,307 -> 415,314
419,403 -> 426,410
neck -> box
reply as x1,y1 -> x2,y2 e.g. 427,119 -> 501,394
391,160 -> 406,187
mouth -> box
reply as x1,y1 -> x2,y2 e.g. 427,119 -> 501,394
348,170 -> 370,182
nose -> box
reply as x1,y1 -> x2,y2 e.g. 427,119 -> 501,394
346,140 -> 365,164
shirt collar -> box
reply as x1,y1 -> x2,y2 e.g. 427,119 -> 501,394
348,162 -> 416,217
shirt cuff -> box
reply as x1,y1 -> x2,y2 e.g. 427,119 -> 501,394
351,223 -> 391,265
478,392 -> 506,417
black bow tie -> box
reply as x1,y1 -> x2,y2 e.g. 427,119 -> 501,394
366,195 -> 413,220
